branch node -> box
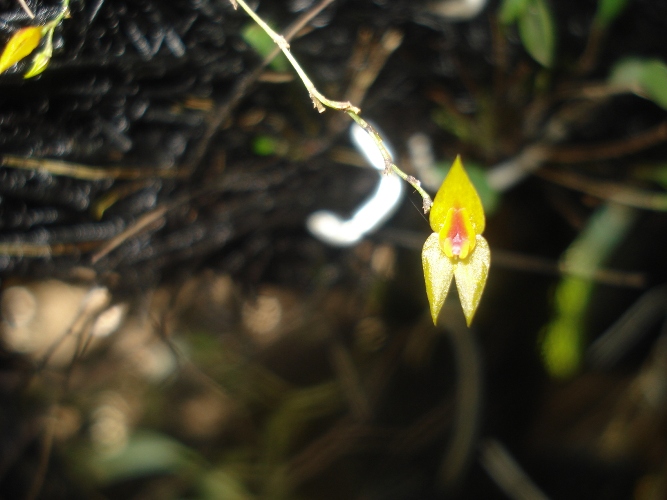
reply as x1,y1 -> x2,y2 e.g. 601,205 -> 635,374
276,35 -> 290,51
310,93 -> 326,113
423,198 -> 433,214
406,175 -> 420,187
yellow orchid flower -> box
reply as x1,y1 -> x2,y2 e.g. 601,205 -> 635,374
0,26 -> 42,75
422,156 -> 490,326
0,0 -> 70,78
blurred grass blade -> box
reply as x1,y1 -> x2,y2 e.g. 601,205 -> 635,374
541,203 -> 636,378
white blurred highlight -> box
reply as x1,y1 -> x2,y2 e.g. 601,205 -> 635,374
307,123 -> 404,246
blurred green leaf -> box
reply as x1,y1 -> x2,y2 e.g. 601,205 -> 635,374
609,58 -> 667,110
499,0 -> 530,24
253,135 -> 279,156
88,431 -> 202,484
517,0 -> 556,67
431,108 -> 474,145
541,204 -> 636,378
594,0 -> 629,27
199,469 -> 253,500
242,23 -> 289,72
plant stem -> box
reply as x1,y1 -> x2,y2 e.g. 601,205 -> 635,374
229,0 -> 433,213
347,111 -> 433,212
232,0 -> 359,113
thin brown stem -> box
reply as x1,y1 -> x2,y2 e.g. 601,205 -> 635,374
538,168 -> 667,212
90,206 -> 168,264
187,0 -> 337,173
545,122 -> 667,163
1,155 -> 184,181
16,0 -> 34,18
347,111 -> 433,212
228,0 -> 434,213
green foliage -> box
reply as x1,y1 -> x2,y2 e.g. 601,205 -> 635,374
198,469 -> 254,500
609,58 -> 667,110
594,0 -> 630,27
541,204 -> 636,378
500,0 -> 556,67
242,23 -> 290,72
85,431 -> 203,484
253,135 -> 283,156
499,0 -> 530,24
517,0 -> 556,67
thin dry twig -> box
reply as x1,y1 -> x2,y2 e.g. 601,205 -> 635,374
1,155 -> 185,181
538,168 -> 667,212
24,406 -> 56,500
492,248 -> 646,288
17,0 -> 35,19
0,241 -> 101,258
545,122 -> 667,164
90,205 -> 168,264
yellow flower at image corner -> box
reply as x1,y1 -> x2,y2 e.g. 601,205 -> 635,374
0,26 -> 43,75
422,156 -> 490,326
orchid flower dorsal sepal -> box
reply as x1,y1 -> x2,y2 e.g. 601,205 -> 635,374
422,156 -> 490,326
